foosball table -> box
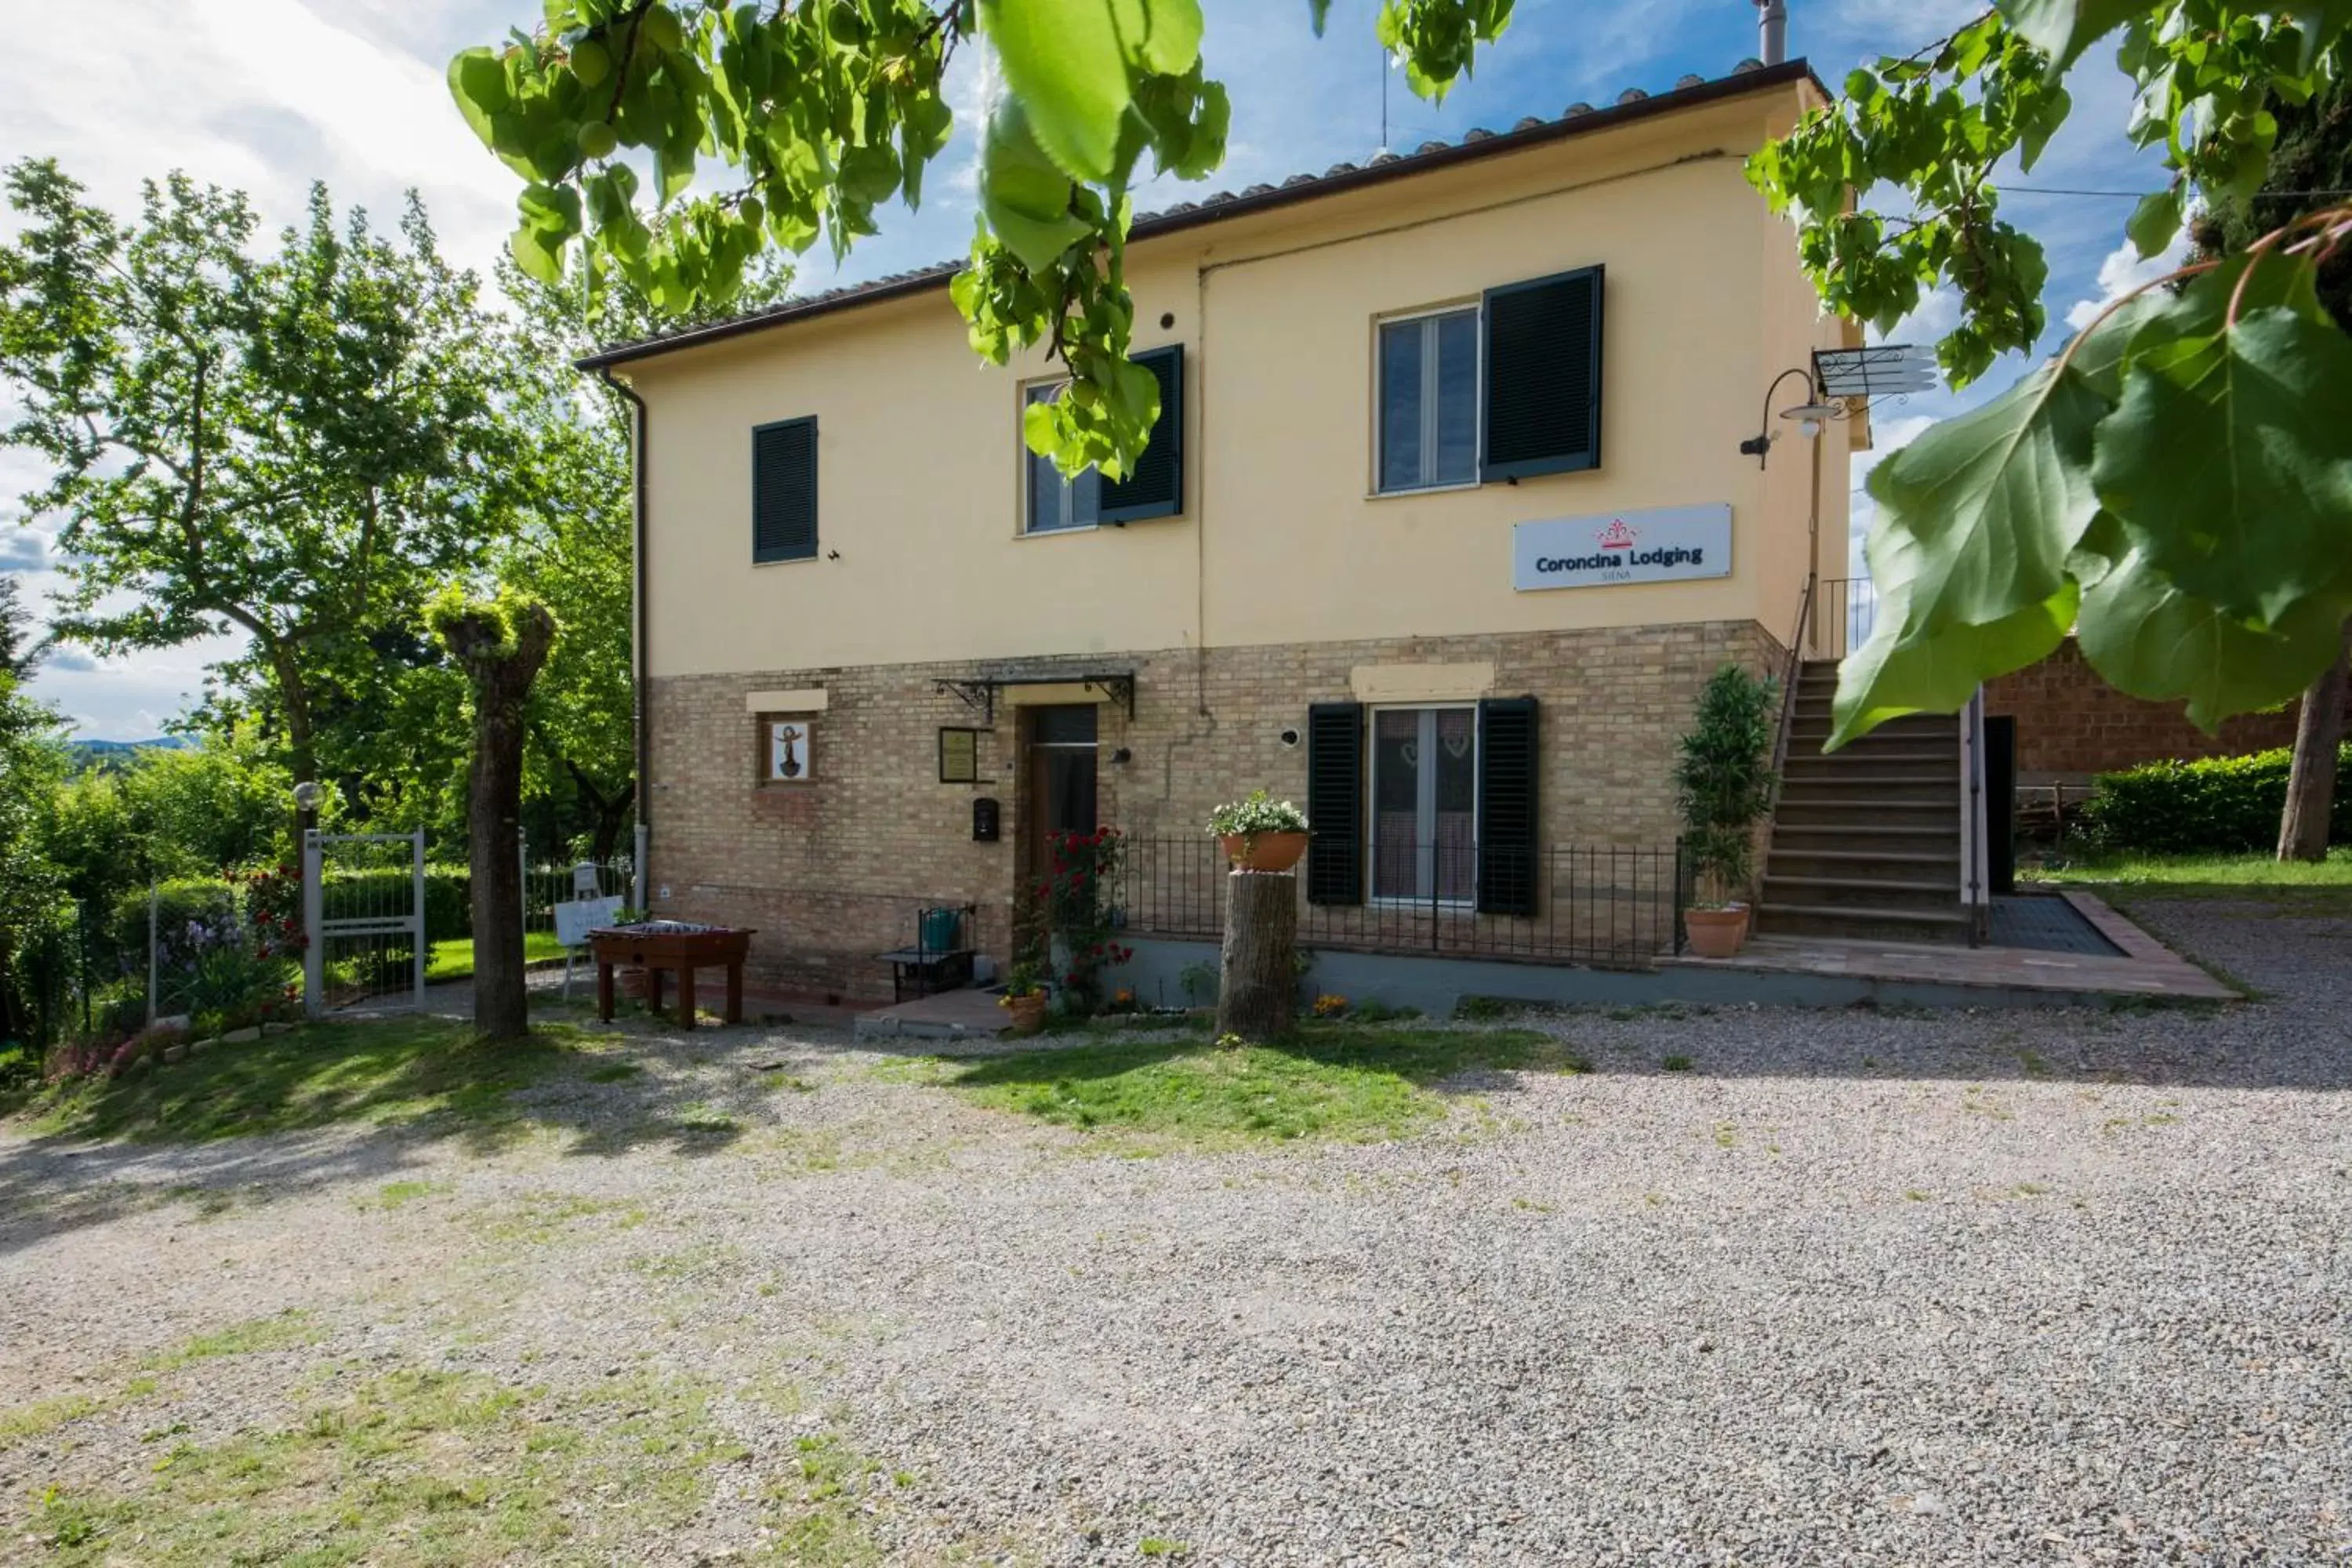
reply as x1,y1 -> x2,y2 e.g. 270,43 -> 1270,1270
586,920 -> 755,1031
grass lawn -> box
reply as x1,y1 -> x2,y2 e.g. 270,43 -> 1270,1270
424,930 -> 567,985
16,1015 -> 599,1145
27,1357 -> 786,1566
944,1023 -> 1583,1145
2024,850 -> 2352,905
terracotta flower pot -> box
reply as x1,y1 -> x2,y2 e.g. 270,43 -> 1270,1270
1220,831 -> 1308,873
1683,906 -> 1749,960
1002,992 -> 1048,1036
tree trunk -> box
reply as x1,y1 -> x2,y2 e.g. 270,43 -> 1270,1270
1216,869 -> 1299,1043
441,604 -> 557,1040
2278,622 -> 2352,863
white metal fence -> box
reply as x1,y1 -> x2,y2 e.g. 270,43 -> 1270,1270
303,829 -> 426,1018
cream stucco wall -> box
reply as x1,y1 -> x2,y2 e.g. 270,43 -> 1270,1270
622,78 -> 1850,681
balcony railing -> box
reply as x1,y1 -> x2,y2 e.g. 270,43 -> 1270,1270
1118,835 -> 1686,967
1812,577 -> 1879,660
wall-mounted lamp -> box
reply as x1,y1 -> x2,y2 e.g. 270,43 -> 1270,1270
1740,366 -> 1835,469
1109,746 -> 1133,764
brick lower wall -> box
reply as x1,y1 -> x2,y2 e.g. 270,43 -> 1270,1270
1984,637 -> 2338,780
645,621 -> 1774,1002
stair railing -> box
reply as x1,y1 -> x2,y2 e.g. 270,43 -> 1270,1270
1766,571 -> 1817,805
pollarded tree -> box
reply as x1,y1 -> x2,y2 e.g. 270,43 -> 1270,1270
0,162 -> 520,811
430,589 -> 559,1041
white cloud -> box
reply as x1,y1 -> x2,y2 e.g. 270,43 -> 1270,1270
0,527 -> 50,572
2065,229 -> 2197,331
2,0 -> 517,270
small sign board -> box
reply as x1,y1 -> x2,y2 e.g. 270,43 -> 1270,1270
554,895 -> 623,948
1513,503 -> 1733,592
939,726 -> 982,784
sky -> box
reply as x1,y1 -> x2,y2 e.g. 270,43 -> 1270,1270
2,0 -> 2173,739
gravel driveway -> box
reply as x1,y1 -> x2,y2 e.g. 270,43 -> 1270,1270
4,894 -> 2349,1564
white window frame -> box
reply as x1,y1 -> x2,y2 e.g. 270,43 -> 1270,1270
1372,304 -> 1484,496
1018,378 -> 1100,537
1366,702 -> 1480,908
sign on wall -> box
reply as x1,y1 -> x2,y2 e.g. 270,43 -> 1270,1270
1512,503 -> 1733,592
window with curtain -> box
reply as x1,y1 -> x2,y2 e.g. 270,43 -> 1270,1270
1370,706 -> 1478,903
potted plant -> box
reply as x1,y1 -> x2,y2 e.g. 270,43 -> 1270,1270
1673,664 -> 1779,959
1207,789 -> 1310,873
997,961 -> 1049,1036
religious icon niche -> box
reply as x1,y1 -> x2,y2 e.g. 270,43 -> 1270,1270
767,719 -> 815,782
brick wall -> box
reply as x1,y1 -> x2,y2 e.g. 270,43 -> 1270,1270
1984,637 -> 2336,779
646,620 -> 1773,1002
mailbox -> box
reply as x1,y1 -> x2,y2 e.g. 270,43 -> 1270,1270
972,797 -> 1001,842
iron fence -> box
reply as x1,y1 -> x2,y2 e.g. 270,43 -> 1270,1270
1117,836 -> 1686,967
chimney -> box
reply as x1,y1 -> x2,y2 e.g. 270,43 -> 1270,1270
1757,0 -> 1788,65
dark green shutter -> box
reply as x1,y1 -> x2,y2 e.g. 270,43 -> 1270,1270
753,416 -> 818,562
1305,702 -> 1363,906
1482,266 -> 1602,481
1476,696 -> 1539,916
1099,345 -> 1184,523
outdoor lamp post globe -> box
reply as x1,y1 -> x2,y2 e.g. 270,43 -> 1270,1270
292,779 -> 324,837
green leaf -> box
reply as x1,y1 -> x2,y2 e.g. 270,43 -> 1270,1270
1831,359 -> 2111,746
448,48 -> 510,144
978,97 -> 1091,271
1996,0 -> 2146,70
980,0 -> 1132,183
1112,0 -> 1204,75
2125,183 -> 2180,259
1306,0 -> 1333,33
2092,307 -> 2352,630
510,220 -> 567,285
2077,546 -> 2350,731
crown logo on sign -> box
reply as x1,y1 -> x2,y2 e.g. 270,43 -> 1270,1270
1596,518 -> 1637,550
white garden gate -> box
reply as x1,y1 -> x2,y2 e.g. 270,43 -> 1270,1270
301,829 -> 426,1018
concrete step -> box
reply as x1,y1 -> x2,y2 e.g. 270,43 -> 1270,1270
1775,801 -> 1962,830
1766,848 -> 1962,878
1784,750 -> 1955,771
1757,902 -> 1975,945
1768,829 -> 1961,861
1778,784 -> 1961,808
1762,874 -> 1961,911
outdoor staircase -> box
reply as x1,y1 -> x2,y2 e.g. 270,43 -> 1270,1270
1759,659 -> 1973,946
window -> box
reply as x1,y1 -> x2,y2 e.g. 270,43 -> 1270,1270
1021,345 -> 1185,532
1377,309 -> 1480,492
753,416 -> 818,562
1373,265 -> 1606,493
1370,707 -> 1478,902
1024,383 -> 1102,534
762,717 -> 816,782
1307,697 -> 1540,915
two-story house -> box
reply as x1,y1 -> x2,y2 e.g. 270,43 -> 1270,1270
583,57 -> 1869,1004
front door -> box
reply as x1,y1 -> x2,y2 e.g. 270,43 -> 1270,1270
1024,704 -> 1098,880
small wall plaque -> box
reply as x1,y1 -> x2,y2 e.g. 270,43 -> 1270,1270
938,726 -> 985,784
767,718 -> 815,782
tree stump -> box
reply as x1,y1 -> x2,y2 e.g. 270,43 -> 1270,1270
1217,869 -> 1298,1042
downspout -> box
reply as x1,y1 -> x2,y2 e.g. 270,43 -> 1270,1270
600,367 -> 652,913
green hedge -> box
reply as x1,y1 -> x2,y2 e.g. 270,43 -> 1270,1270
321,865 -> 470,938
104,880 -> 239,983
2080,743 -> 2352,855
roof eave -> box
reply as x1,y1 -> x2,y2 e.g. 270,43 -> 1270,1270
576,57 -> 1824,373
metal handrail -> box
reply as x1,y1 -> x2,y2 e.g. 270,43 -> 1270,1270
1767,571 -> 1817,795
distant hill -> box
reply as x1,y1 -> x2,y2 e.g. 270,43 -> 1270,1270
67,735 -> 193,771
